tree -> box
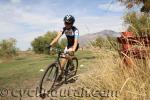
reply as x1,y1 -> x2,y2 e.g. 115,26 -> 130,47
124,12 -> 150,36
119,0 -> 150,13
31,31 -> 58,54
31,31 -> 68,54
59,38 -> 67,49
119,0 -> 150,36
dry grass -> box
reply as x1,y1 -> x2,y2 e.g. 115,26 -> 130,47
70,48 -> 150,100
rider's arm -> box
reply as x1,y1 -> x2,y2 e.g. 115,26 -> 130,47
50,31 -> 62,46
72,30 -> 79,51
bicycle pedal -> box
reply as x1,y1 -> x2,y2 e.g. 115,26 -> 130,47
68,71 -> 75,75
64,71 -> 68,76
39,93 -> 48,98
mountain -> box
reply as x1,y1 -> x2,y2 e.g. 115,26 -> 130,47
79,30 -> 120,47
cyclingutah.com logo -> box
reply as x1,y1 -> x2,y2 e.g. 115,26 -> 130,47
0,87 -> 119,99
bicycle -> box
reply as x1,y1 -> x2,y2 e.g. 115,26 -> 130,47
39,47 -> 78,98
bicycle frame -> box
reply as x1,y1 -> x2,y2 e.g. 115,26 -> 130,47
52,49 -> 74,74
55,51 -> 62,67
51,48 -> 69,68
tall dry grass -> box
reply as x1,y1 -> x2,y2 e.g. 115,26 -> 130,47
71,47 -> 150,100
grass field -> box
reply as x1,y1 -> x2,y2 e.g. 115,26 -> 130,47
0,48 -> 150,100
0,49 -> 97,100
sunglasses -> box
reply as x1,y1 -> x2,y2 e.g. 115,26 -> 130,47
65,22 -> 72,25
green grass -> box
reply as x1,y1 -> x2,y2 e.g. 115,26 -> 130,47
0,50 -> 95,88
0,50 -> 99,100
0,54 -> 53,88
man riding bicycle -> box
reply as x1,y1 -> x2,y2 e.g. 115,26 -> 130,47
49,15 -> 79,81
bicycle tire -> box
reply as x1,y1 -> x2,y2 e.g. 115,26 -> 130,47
39,63 -> 59,98
67,57 -> 78,76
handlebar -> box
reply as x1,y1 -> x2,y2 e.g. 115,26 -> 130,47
50,47 -> 63,53
45,44 -> 74,57
45,44 -> 63,54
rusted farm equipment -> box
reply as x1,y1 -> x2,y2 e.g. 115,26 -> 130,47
117,32 -> 150,66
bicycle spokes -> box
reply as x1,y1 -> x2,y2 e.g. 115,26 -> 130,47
46,66 -> 57,82
39,63 -> 58,96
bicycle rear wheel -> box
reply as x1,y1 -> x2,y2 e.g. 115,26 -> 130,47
67,57 -> 78,76
39,63 -> 59,98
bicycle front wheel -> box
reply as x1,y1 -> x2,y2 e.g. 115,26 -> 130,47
39,63 -> 59,96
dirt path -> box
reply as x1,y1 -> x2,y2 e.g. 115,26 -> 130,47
22,51 -> 99,100
22,74 -> 83,100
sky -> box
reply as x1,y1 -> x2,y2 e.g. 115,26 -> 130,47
0,0 -> 128,50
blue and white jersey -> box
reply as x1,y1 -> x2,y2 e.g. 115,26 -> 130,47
62,26 -> 79,47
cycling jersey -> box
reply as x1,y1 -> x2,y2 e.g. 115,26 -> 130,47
62,26 -> 79,49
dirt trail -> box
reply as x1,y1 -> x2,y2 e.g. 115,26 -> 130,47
21,73 -> 83,100
10,50 -> 97,100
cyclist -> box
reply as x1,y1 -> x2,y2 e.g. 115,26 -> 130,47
49,15 -> 79,81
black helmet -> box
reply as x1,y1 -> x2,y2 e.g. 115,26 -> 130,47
64,15 -> 75,24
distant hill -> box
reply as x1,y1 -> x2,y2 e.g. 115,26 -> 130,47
79,30 -> 120,47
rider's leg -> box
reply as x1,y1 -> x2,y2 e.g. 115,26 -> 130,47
59,46 -> 68,74
60,58 -> 68,74
56,47 -> 68,81
57,46 -> 78,81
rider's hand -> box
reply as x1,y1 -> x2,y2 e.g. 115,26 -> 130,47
48,45 -> 52,52
45,44 -> 52,54
45,44 -> 52,49
49,45 -> 52,49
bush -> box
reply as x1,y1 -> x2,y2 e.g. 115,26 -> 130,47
90,36 -> 119,50
90,37 -> 106,48
0,38 -> 17,57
